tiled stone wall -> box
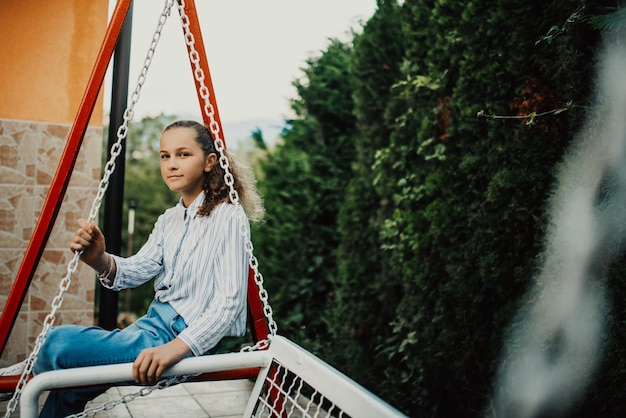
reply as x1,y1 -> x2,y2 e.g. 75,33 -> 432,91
0,118 -> 102,366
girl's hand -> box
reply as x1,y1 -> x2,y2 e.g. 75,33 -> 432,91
132,338 -> 192,385
70,218 -> 106,266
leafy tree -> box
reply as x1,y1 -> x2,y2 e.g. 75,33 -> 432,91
252,39 -> 358,347
326,0 -> 408,396
355,0 -> 610,416
288,0 -> 616,416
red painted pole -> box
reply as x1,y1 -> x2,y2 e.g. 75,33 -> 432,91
178,0 -> 225,139
0,0 -> 133,358
178,0 -> 270,344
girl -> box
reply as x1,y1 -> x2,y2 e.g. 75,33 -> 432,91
1,120 -> 263,417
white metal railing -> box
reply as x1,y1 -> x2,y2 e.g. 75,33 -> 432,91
19,336 -> 406,418
19,350 -> 270,418
246,336 -> 407,418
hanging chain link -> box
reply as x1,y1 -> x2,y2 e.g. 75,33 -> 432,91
2,1 -> 175,417
66,373 -> 198,418
176,0 -> 278,349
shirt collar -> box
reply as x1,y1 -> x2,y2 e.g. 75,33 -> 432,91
177,191 -> 205,219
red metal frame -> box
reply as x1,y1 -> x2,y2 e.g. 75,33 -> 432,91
0,0 -> 269,391
179,0 -> 224,139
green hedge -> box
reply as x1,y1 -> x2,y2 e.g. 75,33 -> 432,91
254,0 -> 622,416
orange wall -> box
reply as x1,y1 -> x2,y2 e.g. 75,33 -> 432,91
0,0 -> 108,124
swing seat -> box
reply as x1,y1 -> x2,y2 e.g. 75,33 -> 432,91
1,2 -> 406,416
17,336 -> 405,418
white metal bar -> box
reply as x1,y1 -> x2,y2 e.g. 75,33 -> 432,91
243,349 -> 274,417
20,350 -> 271,418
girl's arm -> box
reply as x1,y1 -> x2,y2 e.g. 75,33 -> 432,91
103,214 -> 167,290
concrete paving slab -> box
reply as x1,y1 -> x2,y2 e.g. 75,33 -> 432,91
1,380 -> 254,418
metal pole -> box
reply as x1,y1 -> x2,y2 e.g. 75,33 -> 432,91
99,1 -> 134,331
124,199 -> 137,312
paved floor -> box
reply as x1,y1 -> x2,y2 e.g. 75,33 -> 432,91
1,379 -> 255,417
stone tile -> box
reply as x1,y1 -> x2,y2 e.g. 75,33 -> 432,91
193,387 -> 252,417
0,310 -> 29,367
35,126 -> 69,186
43,186 -> 100,250
67,126 -> 104,187
117,383 -> 189,399
184,379 -> 255,395
0,249 -> 26,297
102,381 -> 252,418
0,119 -> 102,371
0,382 -> 253,418
87,387 -> 133,418
0,185 -> 35,248
0,121 -> 38,186
124,393 -> 208,418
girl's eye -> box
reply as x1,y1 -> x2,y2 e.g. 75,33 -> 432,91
160,154 -> 169,160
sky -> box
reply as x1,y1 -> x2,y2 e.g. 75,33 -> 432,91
105,1 -> 377,141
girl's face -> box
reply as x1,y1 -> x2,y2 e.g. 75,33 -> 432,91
160,127 -> 217,207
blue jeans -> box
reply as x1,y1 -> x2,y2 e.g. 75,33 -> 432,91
34,300 -> 187,418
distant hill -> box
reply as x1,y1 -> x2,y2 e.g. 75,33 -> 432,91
223,119 -> 285,149
166,113 -> 285,150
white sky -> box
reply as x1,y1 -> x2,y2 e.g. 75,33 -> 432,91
105,0 -> 377,130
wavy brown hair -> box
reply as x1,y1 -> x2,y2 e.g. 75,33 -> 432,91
163,120 -> 264,221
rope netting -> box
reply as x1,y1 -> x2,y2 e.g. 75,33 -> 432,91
253,362 -> 349,417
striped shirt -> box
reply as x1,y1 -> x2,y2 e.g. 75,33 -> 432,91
104,192 -> 249,356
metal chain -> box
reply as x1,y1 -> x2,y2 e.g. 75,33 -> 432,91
66,374 -> 198,418
2,1 -> 175,417
76,2 -> 281,415
176,0 -> 279,349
